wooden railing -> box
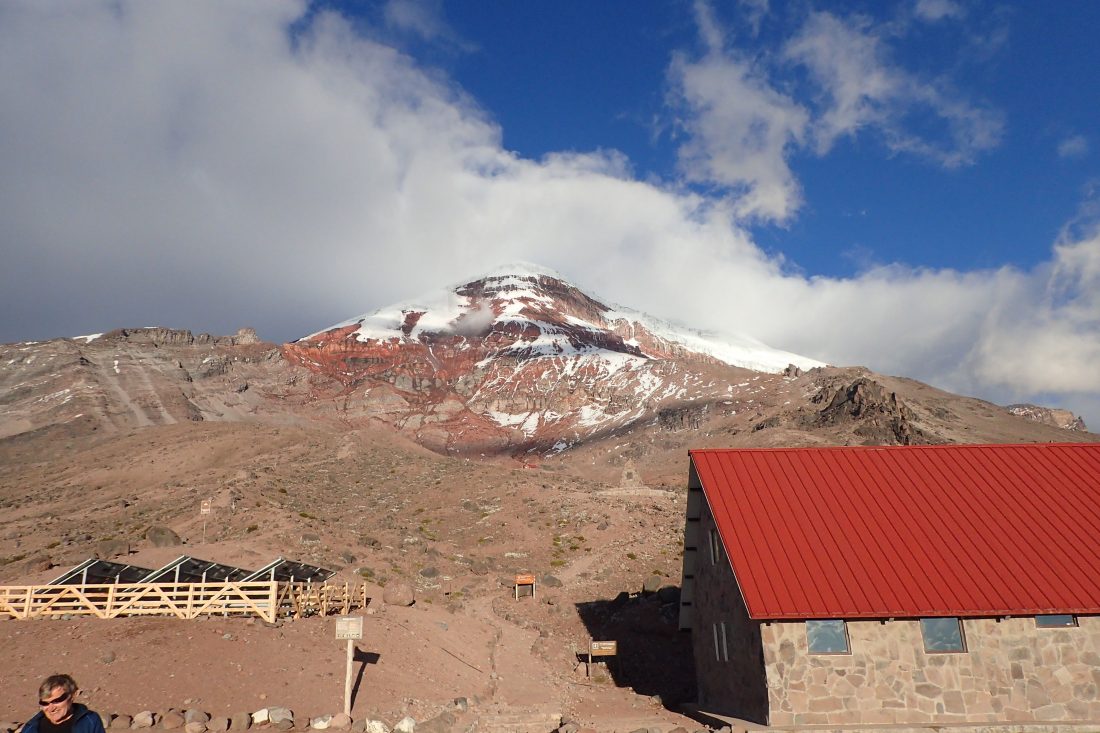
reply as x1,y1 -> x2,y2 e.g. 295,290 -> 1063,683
0,581 -> 369,622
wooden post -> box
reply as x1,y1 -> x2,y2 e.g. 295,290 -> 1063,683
335,616 -> 363,717
344,638 -> 353,716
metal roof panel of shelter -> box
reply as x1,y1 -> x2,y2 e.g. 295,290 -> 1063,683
689,443 -> 1100,620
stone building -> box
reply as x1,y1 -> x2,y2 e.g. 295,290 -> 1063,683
678,443 -> 1100,726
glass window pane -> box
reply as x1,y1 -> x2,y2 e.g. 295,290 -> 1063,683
920,618 -> 966,652
1036,614 -> 1076,628
807,619 -> 849,653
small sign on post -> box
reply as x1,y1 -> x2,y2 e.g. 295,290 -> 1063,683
336,616 -> 364,716
587,639 -> 618,677
514,573 -> 535,600
200,499 -> 212,544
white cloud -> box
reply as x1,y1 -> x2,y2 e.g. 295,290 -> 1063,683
914,0 -> 965,23
666,2 -> 809,223
0,2 -> 1096,427
382,0 -> 473,51
784,11 -> 1003,166
1057,134 -> 1089,160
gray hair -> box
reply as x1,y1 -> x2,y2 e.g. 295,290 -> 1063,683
38,674 -> 77,701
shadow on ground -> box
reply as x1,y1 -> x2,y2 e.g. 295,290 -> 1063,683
574,585 -> 695,709
350,648 -> 381,708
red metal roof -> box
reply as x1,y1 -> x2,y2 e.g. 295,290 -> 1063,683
690,443 -> 1100,620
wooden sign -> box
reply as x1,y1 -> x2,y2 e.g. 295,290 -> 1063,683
586,639 -> 618,677
514,573 -> 535,600
335,615 -> 363,640
200,499 -> 212,516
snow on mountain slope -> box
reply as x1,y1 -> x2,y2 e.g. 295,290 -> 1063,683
308,262 -> 823,373
284,265 -> 826,454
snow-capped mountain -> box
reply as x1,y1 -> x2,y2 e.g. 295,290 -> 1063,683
284,264 -> 824,453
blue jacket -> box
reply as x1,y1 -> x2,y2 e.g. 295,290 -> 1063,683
23,704 -> 105,733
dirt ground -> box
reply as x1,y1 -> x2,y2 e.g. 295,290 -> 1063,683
0,425 -> 700,731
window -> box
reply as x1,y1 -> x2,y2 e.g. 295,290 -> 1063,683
1036,614 -> 1077,628
708,529 -> 722,565
920,618 -> 966,652
806,619 -> 850,654
712,622 -> 729,662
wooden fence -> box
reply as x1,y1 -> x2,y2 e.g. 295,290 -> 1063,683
0,581 -> 369,622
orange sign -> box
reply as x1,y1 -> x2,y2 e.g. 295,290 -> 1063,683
590,640 -> 617,656
514,574 -> 535,586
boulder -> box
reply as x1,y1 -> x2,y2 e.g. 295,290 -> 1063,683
541,574 -> 562,588
383,583 -> 415,607
160,712 -> 185,730
267,708 -> 293,730
418,566 -> 439,578
95,540 -> 130,560
657,585 -> 680,604
132,711 -> 155,728
110,715 -> 131,729
183,723 -> 206,733
310,716 -> 331,730
230,713 -> 251,731
363,723 -> 389,733
642,575 -> 662,594
328,714 -> 351,731
206,719 -> 229,733
145,526 -> 182,548
393,719 -> 415,733
249,710 -> 269,726
183,712 -> 209,725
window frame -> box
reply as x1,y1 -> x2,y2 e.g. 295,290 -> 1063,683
919,617 -> 967,653
712,621 -> 730,662
805,619 -> 851,655
1035,614 -> 1078,628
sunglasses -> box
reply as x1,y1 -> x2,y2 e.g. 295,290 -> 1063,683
39,691 -> 71,707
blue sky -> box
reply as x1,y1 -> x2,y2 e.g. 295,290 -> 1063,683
425,0 -> 1097,276
1,1 -> 1098,425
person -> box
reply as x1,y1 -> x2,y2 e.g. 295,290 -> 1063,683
21,675 -> 105,733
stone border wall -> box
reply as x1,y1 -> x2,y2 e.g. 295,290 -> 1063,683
5,705 -> 455,733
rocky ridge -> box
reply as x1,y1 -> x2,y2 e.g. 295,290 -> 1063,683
1006,403 -> 1088,432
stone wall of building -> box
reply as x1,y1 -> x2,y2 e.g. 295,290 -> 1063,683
689,485 -> 769,723
763,616 -> 1100,726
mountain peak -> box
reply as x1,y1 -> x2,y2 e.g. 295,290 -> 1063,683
307,264 -> 823,374
283,266 -> 825,453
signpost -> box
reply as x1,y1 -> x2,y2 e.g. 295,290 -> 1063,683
336,615 -> 364,716
514,573 -> 535,600
200,499 -> 212,544
587,639 -> 618,677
